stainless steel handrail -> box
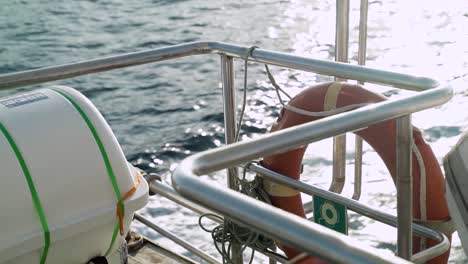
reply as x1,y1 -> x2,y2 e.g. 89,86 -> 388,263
219,54 -> 243,263
330,0 -> 350,195
0,41 -> 438,91
149,180 -> 288,264
397,115 -> 414,258
353,0 -> 369,201
0,42 -> 452,263
247,163 -> 450,263
172,82 -> 451,263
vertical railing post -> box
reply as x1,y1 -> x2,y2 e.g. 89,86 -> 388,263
396,115 -> 413,259
352,0 -> 369,200
220,54 -> 243,263
220,55 -> 238,188
330,0 -> 350,193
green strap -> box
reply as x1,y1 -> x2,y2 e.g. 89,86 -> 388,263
52,89 -> 124,255
0,123 -> 50,264
105,224 -> 120,256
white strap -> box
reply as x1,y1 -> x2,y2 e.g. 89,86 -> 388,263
414,218 -> 455,237
282,82 -> 370,117
323,82 -> 343,111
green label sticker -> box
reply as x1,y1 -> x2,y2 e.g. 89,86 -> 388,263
313,195 -> 348,235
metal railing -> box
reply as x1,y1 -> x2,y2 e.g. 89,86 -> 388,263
330,0 -> 350,195
171,70 -> 450,264
246,163 -> 449,263
147,180 -> 288,264
0,41 -> 452,263
0,42 -> 440,91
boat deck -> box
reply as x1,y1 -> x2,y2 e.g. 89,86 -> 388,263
128,237 -> 196,264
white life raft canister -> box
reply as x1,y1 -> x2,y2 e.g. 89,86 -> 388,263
0,86 -> 148,264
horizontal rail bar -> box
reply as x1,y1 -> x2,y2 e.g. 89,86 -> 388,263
247,163 -> 450,263
135,213 -> 220,264
0,41 -> 438,91
0,42 -> 212,89
173,164 -> 410,263
149,180 -> 288,264
172,80 -> 451,263
150,180 -> 222,223
176,84 -> 451,175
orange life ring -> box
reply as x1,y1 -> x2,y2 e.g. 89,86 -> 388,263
262,82 -> 451,264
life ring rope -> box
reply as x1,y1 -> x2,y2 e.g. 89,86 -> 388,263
266,65 -> 370,117
412,143 -> 428,250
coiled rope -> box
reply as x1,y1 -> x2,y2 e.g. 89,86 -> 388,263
198,166 -> 274,264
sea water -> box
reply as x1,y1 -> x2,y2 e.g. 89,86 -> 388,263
1,0 -> 467,262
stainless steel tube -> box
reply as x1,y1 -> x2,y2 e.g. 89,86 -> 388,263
353,136 -> 363,200
330,0 -> 350,194
209,42 -> 438,91
149,181 -> 288,264
220,54 -> 243,264
330,135 -> 346,193
220,55 -> 239,189
353,0 -> 369,200
358,0 -> 369,65
247,163 -> 439,239
149,180 -> 222,223
0,42 -> 439,91
412,234 -> 450,264
174,87 -> 450,176
173,84 -> 451,263
173,162 -> 408,263
247,163 -> 450,263
134,213 -> 220,264
0,42 -> 213,89
335,0 -> 350,65
396,115 -> 413,259
174,159 -> 410,263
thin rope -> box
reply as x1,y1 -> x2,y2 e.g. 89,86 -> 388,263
265,64 -> 292,101
234,46 -> 258,142
264,64 -> 370,117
